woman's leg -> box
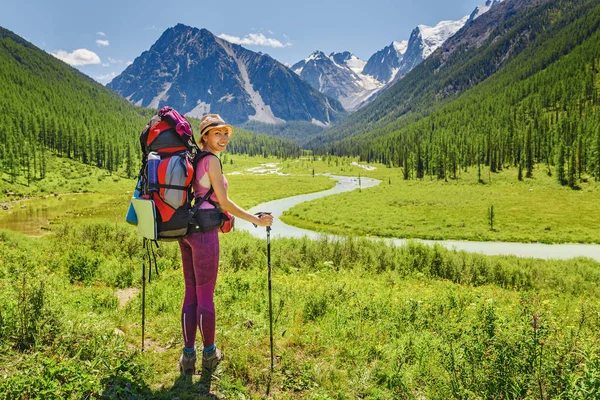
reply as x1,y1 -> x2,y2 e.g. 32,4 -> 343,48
186,229 -> 220,348
179,237 -> 198,349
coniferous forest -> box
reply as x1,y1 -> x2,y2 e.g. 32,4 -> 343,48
2,0 -> 600,190
314,0 -> 600,188
0,27 -> 300,185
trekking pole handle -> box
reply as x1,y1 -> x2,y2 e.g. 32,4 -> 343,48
253,212 -> 272,230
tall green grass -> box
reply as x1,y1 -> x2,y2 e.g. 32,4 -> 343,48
0,222 -> 598,398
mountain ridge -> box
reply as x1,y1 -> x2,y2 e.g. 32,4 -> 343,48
292,1 -> 502,111
305,0 -> 543,148
309,0 -> 600,189
108,24 -> 345,126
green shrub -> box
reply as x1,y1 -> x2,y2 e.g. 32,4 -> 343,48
303,292 -> 329,322
65,248 -> 100,284
0,273 -> 62,351
91,292 -> 119,311
99,258 -> 134,288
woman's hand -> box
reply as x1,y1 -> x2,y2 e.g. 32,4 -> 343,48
254,213 -> 274,227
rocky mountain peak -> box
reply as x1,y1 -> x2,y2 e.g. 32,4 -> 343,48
392,40 -> 408,55
107,25 -> 344,125
330,51 -> 353,64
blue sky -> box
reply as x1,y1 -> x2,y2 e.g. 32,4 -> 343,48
1,0 -> 485,85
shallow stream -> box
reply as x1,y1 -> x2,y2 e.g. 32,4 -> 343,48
2,174 -> 598,261
237,175 -> 600,262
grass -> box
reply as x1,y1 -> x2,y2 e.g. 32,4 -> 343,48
279,159 -> 600,244
1,154 -> 599,398
0,224 -> 598,398
0,154 -> 335,235
0,153 -> 331,201
0,156 -> 134,201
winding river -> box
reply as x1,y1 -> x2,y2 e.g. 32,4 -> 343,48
237,174 -> 600,262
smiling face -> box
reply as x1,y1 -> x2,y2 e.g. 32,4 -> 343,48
201,127 -> 231,154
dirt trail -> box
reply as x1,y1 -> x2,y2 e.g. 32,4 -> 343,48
116,288 -> 139,308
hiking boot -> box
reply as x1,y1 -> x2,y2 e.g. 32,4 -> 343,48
202,346 -> 223,373
179,349 -> 197,375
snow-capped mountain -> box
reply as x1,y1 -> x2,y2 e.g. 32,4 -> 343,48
391,16 -> 470,83
293,13 -> 470,109
292,0 -> 503,111
361,41 -> 408,84
467,0 -> 505,24
107,24 -> 344,125
291,51 -> 383,111
362,0 -> 503,87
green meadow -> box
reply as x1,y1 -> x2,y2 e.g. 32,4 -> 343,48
1,224 -> 598,399
0,154 -> 599,399
0,155 -> 334,235
279,157 -> 600,244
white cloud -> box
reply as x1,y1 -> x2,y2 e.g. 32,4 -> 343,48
95,72 -> 119,84
97,31 -> 106,37
50,49 -> 101,66
103,58 -> 132,67
96,39 -> 110,47
218,33 -> 290,48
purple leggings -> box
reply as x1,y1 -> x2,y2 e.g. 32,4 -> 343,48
178,229 -> 220,349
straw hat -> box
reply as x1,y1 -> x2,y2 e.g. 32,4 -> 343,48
199,114 -> 234,137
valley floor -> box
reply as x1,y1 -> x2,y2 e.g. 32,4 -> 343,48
279,158 -> 600,244
0,155 -> 599,398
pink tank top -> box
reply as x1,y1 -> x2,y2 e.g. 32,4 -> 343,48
192,155 -> 228,209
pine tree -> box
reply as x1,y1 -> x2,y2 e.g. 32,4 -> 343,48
518,162 -> 523,181
557,143 -> 566,185
525,125 -> 534,178
596,124 -> 600,181
568,147 -> 577,188
125,144 -> 133,179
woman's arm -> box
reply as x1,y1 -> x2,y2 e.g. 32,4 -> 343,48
207,156 -> 272,227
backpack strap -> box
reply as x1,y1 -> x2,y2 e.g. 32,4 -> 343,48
195,187 -> 218,208
192,151 -> 223,210
149,183 -> 189,190
192,150 -> 222,171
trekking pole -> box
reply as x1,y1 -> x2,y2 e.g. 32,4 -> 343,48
267,224 -> 274,371
254,212 -> 274,371
141,239 -> 147,351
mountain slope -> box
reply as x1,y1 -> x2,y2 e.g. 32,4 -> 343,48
362,41 -> 408,84
321,0 -> 600,186
308,0 -> 553,146
0,26 -> 302,186
0,26 -> 150,182
291,51 -> 383,111
108,24 -> 345,126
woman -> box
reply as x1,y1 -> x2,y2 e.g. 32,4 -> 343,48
178,114 -> 273,375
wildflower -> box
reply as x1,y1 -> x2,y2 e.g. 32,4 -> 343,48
531,313 -> 541,330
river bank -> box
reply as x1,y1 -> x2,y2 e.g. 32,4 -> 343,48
238,174 -> 600,261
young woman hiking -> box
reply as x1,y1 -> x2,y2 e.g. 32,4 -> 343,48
178,114 -> 274,375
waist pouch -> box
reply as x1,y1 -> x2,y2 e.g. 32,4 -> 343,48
189,208 -> 227,233
221,211 -> 234,233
